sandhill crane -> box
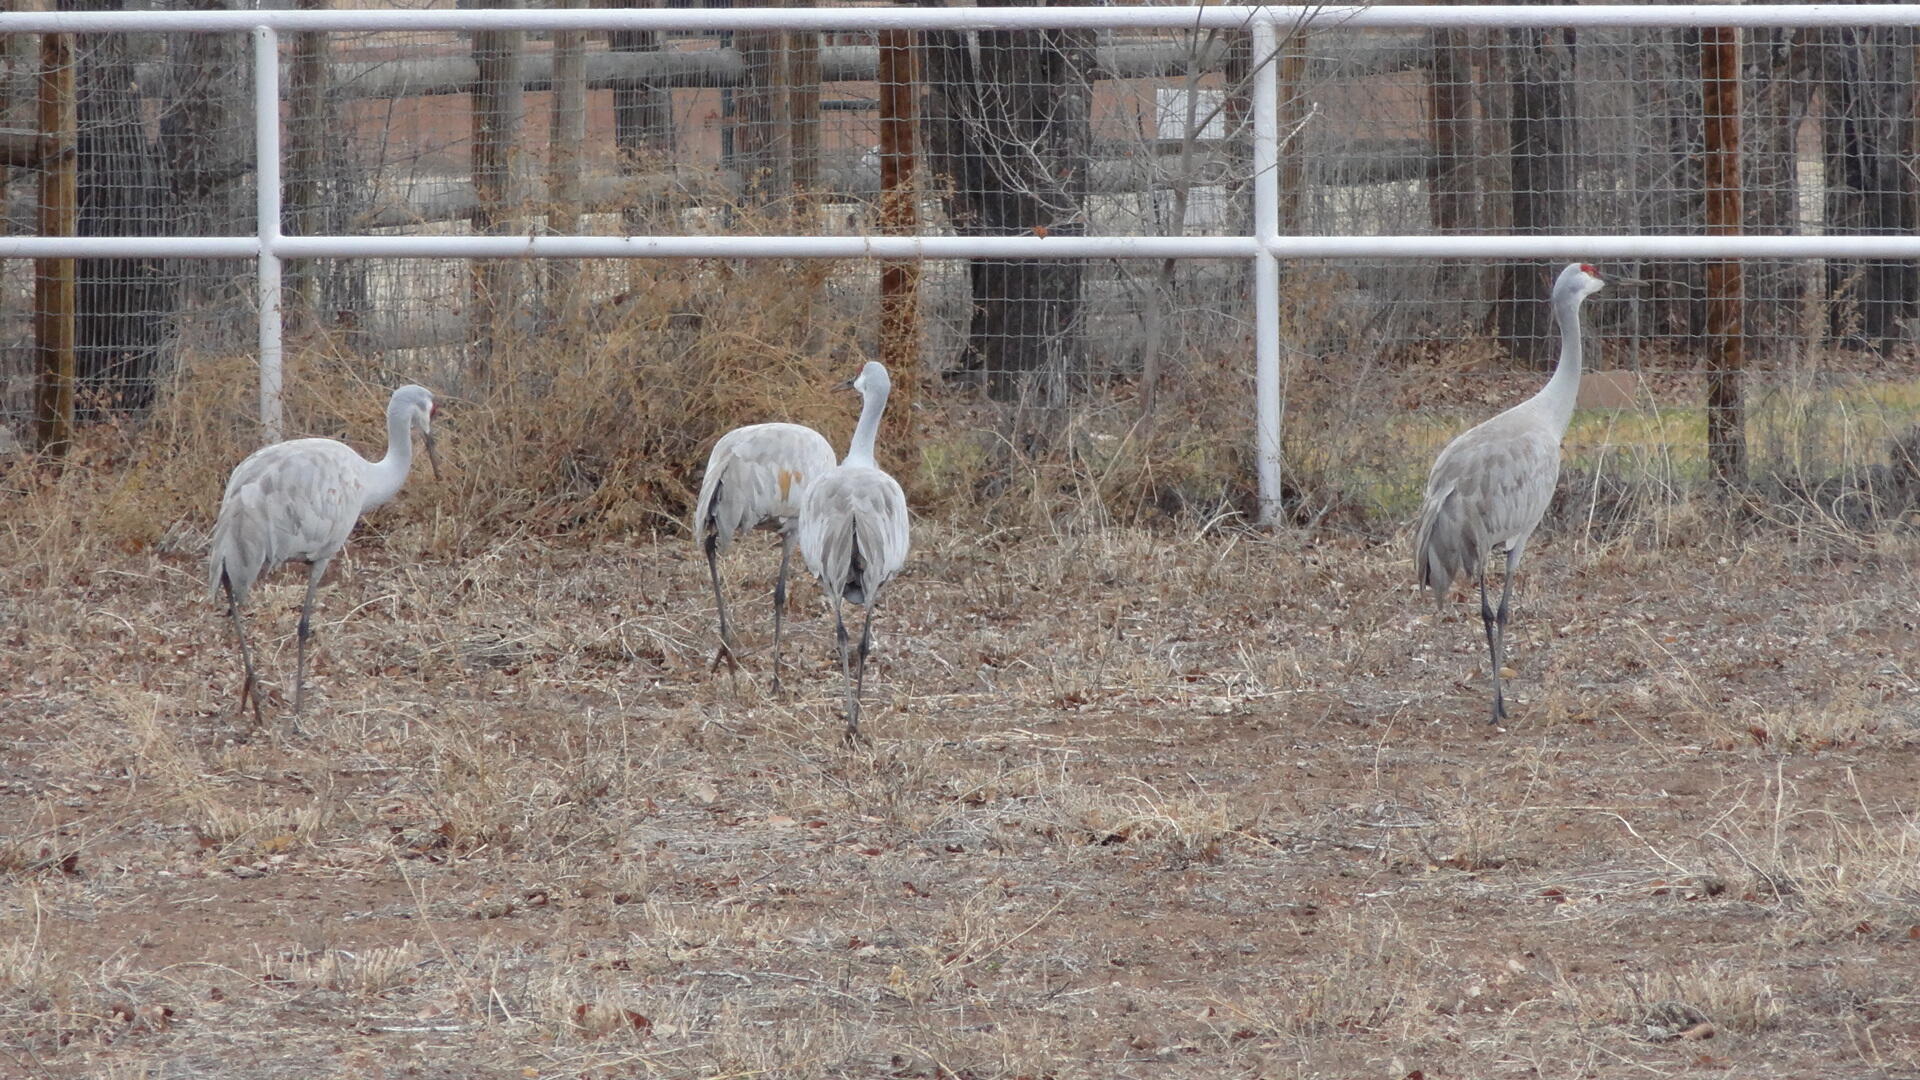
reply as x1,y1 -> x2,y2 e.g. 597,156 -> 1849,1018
1414,262 -> 1606,724
799,361 -> 910,741
693,421 -> 837,691
209,384 -> 440,735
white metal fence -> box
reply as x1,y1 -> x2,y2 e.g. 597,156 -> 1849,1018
7,4 -> 1920,522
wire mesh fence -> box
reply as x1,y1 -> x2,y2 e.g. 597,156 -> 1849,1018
4,6 -> 1919,528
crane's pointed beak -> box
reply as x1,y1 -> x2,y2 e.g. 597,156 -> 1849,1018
423,429 -> 443,481
838,376 -> 859,392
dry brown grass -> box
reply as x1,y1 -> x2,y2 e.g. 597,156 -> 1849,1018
1,475 -> 1918,1076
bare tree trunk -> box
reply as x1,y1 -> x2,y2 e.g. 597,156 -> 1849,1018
1702,26 -> 1747,487
160,0 -> 251,357
66,0 -> 174,417
1742,26 -> 1803,357
1632,30 -> 1706,342
285,0 -> 343,338
610,0 -> 673,233
1427,27 -> 1475,304
1427,28 -> 1473,235
470,0 -> 526,378
733,23 -> 788,208
788,24 -> 820,215
1820,27 -> 1917,350
34,28 -> 74,455
546,0 -> 587,325
878,29 -> 920,446
1495,24 -> 1573,368
923,9 -> 1093,403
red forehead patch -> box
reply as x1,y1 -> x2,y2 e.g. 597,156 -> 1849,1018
1579,263 -> 1600,277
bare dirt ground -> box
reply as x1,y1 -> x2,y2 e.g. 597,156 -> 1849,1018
3,515 -> 1919,1078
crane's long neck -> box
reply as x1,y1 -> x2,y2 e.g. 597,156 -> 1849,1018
844,382 -> 888,468
1534,291 -> 1588,435
361,402 -> 416,510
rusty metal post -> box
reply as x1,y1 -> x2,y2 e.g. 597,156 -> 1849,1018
33,29 -> 74,456
878,29 -> 919,444
1702,25 -> 1746,488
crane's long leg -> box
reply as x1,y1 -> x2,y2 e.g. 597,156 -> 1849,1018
291,557 -> 327,737
1492,550 -> 1518,724
770,529 -> 795,695
1478,563 -> 1506,725
850,594 -> 881,742
831,595 -> 861,743
221,577 -> 264,731
705,531 -> 740,682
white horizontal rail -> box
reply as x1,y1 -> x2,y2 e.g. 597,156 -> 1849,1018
5,5 -> 1920,33
0,238 -> 261,259
285,235 -> 1256,260
1268,235 -> 1920,259
0,236 -> 1257,259
13,234 -> 1920,261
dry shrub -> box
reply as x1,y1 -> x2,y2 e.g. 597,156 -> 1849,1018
0,257 -> 870,568
2,251 -> 1274,567
910,376 -> 1258,535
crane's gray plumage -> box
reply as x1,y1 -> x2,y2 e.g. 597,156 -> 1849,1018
694,421 -> 837,690
1414,263 -> 1604,724
799,361 -> 910,740
209,384 -> 439,734
801,467 -> 910,608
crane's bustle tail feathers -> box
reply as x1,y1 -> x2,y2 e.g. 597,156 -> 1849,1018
1414,488 -> 1476,611
209,490 -> 274,607
843,534 -> 868,606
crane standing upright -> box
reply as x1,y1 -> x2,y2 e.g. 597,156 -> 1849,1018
1414,262 -> 1607,724
799,362 -> 910,741
693,421 -> 838,692
209,384 -> 440,736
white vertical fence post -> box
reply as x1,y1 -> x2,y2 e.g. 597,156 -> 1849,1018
1251,12 -> 1282,524
253,25 -> 284,443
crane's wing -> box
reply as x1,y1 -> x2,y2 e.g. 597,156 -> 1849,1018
694,423 -> 837,552
209,439 -> 368,604
799,466 -> 909,604
1414,419 -> 1561,600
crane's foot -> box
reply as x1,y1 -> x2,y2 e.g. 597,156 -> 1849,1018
709,641 -> 741,678
235,674 -> 264,731
840,724 -> 869,748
